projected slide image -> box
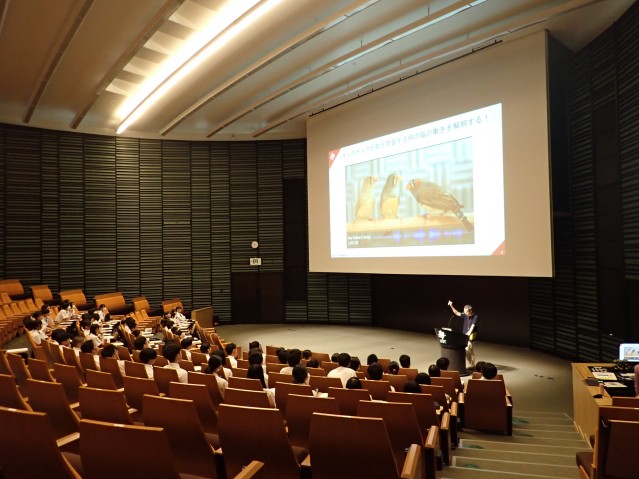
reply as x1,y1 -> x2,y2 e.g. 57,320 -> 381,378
345,138 -> 474,249
329,103 -> 504,259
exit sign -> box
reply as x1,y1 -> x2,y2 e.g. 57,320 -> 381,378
249,258 -> 262,266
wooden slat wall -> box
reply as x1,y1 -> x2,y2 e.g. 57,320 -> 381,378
0,127 -> 371,324
529,2 -> 639,361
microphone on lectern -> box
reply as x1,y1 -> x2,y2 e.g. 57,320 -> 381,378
446,315 -> 456,329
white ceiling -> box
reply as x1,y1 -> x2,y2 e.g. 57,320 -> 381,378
0,0 -> 633,141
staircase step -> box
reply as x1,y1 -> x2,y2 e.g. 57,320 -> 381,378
441,465 -> 581,479
512,422 -> 578,431
512,428 -> 583,440
453,447 -> 577,466
451,457 -> 579,478
513,416 -> 575,427
459,438 -> 590,455
514,411 -> 572,419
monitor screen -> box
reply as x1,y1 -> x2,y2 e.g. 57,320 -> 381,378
618,343 -> 639,362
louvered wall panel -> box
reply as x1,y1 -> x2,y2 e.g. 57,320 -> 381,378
328,274 -> 349,322
139,139 -> 164,307
209,142 -> 231,320
162,141 -> 192,309
348,274 -> 372,324
57,132 -> 86,292
529,279 -> 555,353
116,137 -> 141,298
617,4 -> 639,280
307,272 -> 329,321
229,143 -> 258,273
84,135 -> 117,297
40,131 -> 60,292
568,50 -> 600,360
190,142 -> 212,307
285,300 -> 308,322
552,217 -> 577,357
4,126 -> 41,284
256,142 -> 284,272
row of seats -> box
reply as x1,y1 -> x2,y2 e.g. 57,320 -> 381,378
576,397 -> 639,479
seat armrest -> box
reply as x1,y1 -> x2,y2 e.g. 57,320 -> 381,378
236,460 -> 264,478
401,444 -> 422,479
56,432 -> 80,447
424,425 -> 439,449
301,454 -> 311,468
440,411 -> 450,431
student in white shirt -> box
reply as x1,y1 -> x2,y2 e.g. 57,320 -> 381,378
280,348 -> 302,375
247,363 -> 276,407
225,342 -> 238,368
327,352 -> 357,387
211,349 -> 233,379
139,347 -> 157,379
26,317 -> 47,345
87,323 -> 104,349
162,343 -> 188,383
207,354 -> 228,398
81,339 -> 101,369
180,337 -> 194,360
40,307 -> 55,330
200,342 -> 212,361
100,343 -> 126,375
96,304 -> 108,322
248,349 -> 268,386
71,335 -> 84,357
55,300 -> 72,323
173,306 -> 187,322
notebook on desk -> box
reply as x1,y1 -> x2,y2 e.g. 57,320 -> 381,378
592,371 -> 617,381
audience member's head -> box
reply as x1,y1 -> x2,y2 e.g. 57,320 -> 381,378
415,372 -> 431,385
345,377 -> 362,389
81,340 -> 97,354
225,342 -> 237,357
474,361 -> 486,373
337,352 -> 351,368
399,354 -> 411,368
387,361 -> 400,375
180,337 -> 193,350
287,348 -> 302,367
89,323 -> 101,336
367,362 -> 383,380
247,363 -> 267,388
403,380 -> 422,393
307,358 -> 320,368
162,343 -> 181,363
302,349 -> 312,360
133,336 -> 148,351
207,354 -> 223,375
71,335 -> 84,349
139,347 -> 157,365
331,352 -> 339,363
481,362 -> 498,380
248,341 -> 261,352
248,350 -> 264,366
200,342 -> 211,354
51,329 -> 71,345
367,353 -> 379,365
100,343 -> 117,359
428,364 -> 441,377
276,347 -> 288,364
436,357 -> 450,371
349,356 -> 361,371
292,365 -> 308,384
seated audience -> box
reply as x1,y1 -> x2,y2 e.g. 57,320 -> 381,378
51,329 -> 71,348
368,362 -> 395,392
387,361 -> 400,375
25,316 -> 47,345
327,352 -> 357,387
206,354 -> 228,398
133,335 -> 148,351
331,352 -> 339,363
225,342 -> 238,368
349,356 -> 361,372
481,362 -> 498,380
474,361 -> 486,373
71,335 -> 84,356
87,323 -> 104,349
180,337 -> 194,360
292,365 -> 309,385
307,358 -> 320,368
81,339 -> 100,368
247,363 -> 275,407
276,347 -> 288,364
139,348 -> 157,379
367,353 -> 379,365
280,348 -> 302,374
249,349 -> 268,385
101,343 -> 125,375
428,364 -> 441,377
403,380 -> 422,393
211,349 -> 233,379
302,349 -> 313,361
345,377 -> 363,389
436,357 -> 450,371
162,343 -> 188,383
399,354 -> 411,368
415,372 -> 431,385
200,342 -> 212,360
